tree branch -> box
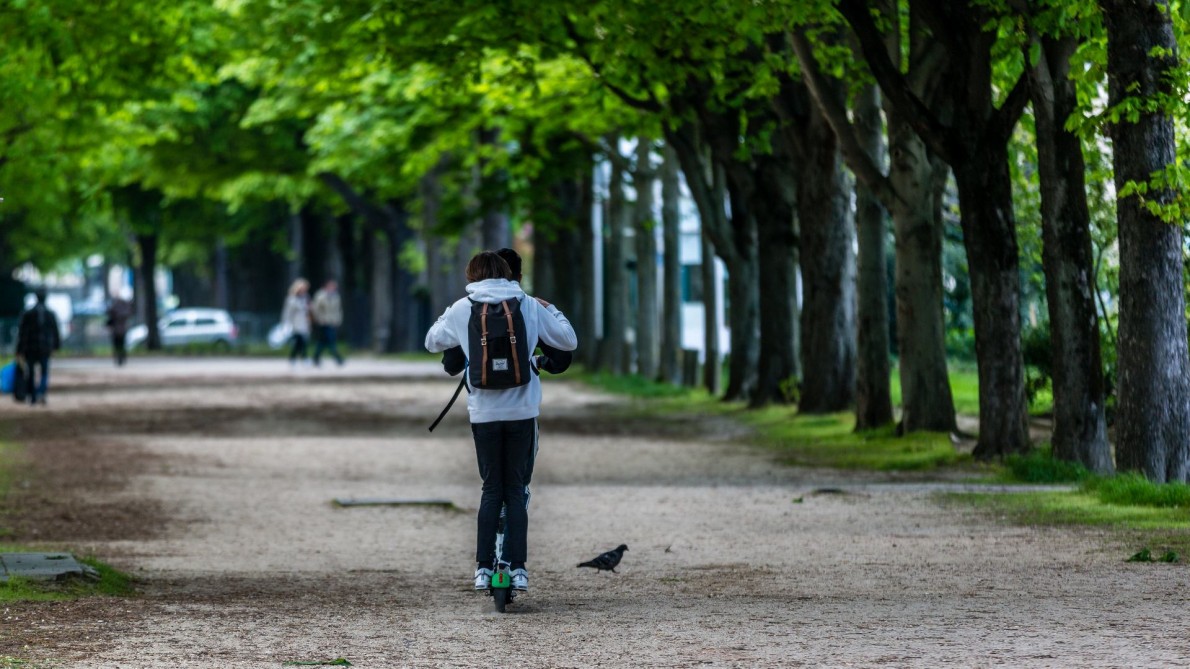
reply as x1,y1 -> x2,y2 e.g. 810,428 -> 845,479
789,30 -> 901,210
838,0 -> 953,162
665,123 -> 738,265
987,71 -> 1031,147
561,16 -> 665,114
319,172 -> 377,219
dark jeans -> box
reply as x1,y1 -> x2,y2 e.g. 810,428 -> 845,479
312,325 -> 343,365
473,418 -> 537,565
289,333 -> 308,362
25,355 -> 50,403
112,333 -> 127,366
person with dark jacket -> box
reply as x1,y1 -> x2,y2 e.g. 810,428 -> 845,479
106,291 -> 134,367
16,288 -> 61,405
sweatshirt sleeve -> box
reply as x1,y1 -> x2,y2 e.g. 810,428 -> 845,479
424,305 -> 460,353
536,302 -> 578,352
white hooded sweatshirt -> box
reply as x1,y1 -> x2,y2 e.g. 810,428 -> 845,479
424,278 -> 578,423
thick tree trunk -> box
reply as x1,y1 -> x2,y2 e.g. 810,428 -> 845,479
598,154 -> 629,374
633,141 -> 659,379
887,121 -> 957,433
853,84 -> 894,429
751,155 -> 798,407
798,130 -> 856,413
954,147 -> 1030,458
1029,35 -> 1112,474
722,179 -> 759,402
659,143 -> 683,384
136,232 -> 161,350
1102,0 -> 1190,482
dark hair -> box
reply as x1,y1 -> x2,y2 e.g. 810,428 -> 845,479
465,251 -> 512,283
34,287 -> 47,303
495,247 -> 522,281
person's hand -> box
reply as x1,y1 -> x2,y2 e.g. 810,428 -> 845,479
534,297 -> 552,308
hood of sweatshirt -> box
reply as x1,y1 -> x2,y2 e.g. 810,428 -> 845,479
465,278 -> 524,304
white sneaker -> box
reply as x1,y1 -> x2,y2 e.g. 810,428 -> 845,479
510,568 -> 528,591
474,567 -> 493,590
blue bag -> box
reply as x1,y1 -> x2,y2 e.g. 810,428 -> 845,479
0,361 -> 14,394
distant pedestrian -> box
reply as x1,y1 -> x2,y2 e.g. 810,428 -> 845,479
282,278 -> 311,366
16,288 -> 61,405
310,278 -> 345,367
106,290 -> 134,367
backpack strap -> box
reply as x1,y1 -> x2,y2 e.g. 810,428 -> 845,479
480,303 -> 490,387
429,373 -> 469,432
501,300 -> 522,386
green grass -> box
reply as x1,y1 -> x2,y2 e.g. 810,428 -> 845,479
569,369 -> 704,400
0,549 -> 135,603
1002,446 -> 1093,483
950,470 -> 1190,558
889,365 -> 982,415
745,408 -> 964,470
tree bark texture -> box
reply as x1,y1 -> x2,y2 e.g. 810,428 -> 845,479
1028,34 -> 1112,474
853,84 -> 894,429
954,147 -> 1031,458
887,120 -> 957,433
751,152 -> 799,407
633,141 -> 659,379
1102,0 -> 1190,482
798,123 -> 856,413
659,143 -> 683,384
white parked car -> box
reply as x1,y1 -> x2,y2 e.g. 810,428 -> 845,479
127,308 -> 239,350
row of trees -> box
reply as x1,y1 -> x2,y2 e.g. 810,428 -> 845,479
2,1 -> 1189,481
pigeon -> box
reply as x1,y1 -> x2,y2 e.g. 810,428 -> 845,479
577,544 -> 628,572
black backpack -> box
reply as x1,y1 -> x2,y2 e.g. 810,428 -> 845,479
467,298 -> 531,390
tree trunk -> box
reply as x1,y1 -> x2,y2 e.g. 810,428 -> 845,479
479,127 -> 511,250
136,232 -> 161,350
702,235 -> 720,395
1102,0 -> 1190,482
287,209 -> 304,285
798,129 -> 856,413
659,143 -> 683,385
578,168 -> 600,369
887,120 -> 957,433
751,154 -> 798,407
633,141 -> 659,379
384,200 -> 419,352
722,177 -> 759,402
370,222 -> 393,352
954,146 -> 1030,458
598,153 -> 629,374
1029,34 -> 1112,474
852,84 -> 894,429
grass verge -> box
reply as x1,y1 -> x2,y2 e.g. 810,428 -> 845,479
572,369 -> 965,471
1,440 -> 135,602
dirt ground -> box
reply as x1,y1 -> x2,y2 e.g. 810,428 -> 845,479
1,357 -> 1188,668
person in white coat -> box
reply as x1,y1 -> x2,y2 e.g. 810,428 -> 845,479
282,278 -> 312,366
424,251 -> 577,593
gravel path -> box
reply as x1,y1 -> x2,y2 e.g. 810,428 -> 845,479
1,357 -> 1187,667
